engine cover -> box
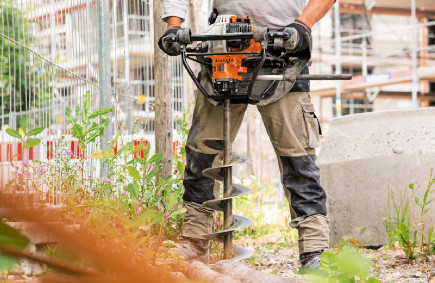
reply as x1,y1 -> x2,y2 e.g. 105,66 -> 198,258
204,15 -> 262,94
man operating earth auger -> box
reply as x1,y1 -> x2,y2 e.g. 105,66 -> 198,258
158,0 -> 340,273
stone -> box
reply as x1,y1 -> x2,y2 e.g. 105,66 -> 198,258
317,108 -> 435,247
415,257 -> 425,264
259,257 -> 272,266
9,245 -> 45,276
170,272 -> 188,280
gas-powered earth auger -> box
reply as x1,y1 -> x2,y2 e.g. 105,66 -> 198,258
165,15 -> 352,261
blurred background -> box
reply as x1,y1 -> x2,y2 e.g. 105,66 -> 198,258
0,0 -> 434,202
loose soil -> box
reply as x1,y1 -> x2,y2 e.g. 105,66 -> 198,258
236,232 -> 435,282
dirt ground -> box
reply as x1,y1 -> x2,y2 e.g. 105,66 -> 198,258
236,233 -> 435,283
5,233 -> 435,282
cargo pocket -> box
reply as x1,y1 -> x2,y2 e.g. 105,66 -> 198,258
301,102 -> 322,148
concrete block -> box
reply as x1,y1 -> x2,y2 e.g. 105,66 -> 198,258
7,222 -> 58,244
317,108 -> 435,247
9,244 -> 45,276
6,222 -> 80,244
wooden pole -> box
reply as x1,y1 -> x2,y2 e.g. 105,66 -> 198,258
186,0 -> 204,114
153,0 -> 173,179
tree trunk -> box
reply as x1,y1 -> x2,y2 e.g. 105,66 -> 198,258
153,0 -> 173,179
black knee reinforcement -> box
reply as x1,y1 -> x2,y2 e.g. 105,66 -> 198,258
183,147 -> 217,204
280,155 -> 327,218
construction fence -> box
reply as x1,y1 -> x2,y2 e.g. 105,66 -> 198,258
1,0 -> 434,205
0,0 -> 187,203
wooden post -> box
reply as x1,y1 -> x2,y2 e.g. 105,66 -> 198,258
153,0 -> 173,179
186,0 -> 204,113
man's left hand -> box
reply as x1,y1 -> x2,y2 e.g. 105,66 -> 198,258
284,19 -> 312,54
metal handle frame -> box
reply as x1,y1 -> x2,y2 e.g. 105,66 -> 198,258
176,29 -> 353,103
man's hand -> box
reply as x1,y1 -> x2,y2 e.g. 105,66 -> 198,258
158,26 -> 181,56
284,19 -> 312,54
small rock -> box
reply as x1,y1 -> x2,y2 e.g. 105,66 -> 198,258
259,257 -> 277,266
258,247 -> 269,253
393,148 -> 404,154
428,255 -> 435,262
259,258 -> 270,266
416,257 -> 425,264
210,254 -> 218,261
170,272 -> 187,280
414,271 -> 423,277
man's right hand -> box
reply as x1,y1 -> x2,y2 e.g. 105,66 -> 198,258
158,26 -> 181,56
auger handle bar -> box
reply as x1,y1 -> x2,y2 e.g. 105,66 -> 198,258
163,27 -> 292,46
165,28 -> 352,102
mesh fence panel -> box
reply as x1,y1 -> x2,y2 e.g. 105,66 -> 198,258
0,0 -> 186,204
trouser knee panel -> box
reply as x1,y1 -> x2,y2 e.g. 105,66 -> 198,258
183,146 -> 217,204
280,155 -> 327,218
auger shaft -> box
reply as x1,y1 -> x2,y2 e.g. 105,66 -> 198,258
201,98 -> 254,260
223,98 -> 233,259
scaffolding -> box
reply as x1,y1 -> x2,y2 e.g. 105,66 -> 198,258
232,1 -> 435,190
310,0 -> 435,122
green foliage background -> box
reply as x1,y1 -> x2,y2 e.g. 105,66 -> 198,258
0,1 -> 51,127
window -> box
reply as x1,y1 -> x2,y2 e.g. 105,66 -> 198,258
333,97 -> 373,116
335,13 -> 372,48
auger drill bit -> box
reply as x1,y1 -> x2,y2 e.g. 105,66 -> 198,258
202,99 -> 253,260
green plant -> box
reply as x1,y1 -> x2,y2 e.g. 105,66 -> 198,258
306,238 -> 379,283
42,137 -> 82,203
89,134 -> 185,237
426,227 -> 435,254
66,91 -> 113,198
384,187 -> 410,246
0,220 -> 29,272
5,116 -> 44,159
383,187 -> 416,260
409,169 -> 435,253
383,169 -> 435,259
4,116 -> 46,196
43,244 -> 59,259
393,222 -> 417,260
66,91 -> 113,157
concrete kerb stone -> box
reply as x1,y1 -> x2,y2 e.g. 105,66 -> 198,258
6,221 -> 80,275
317,107 -> 435,247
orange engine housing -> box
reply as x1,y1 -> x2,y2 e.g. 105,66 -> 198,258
208,17 -> 262,82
